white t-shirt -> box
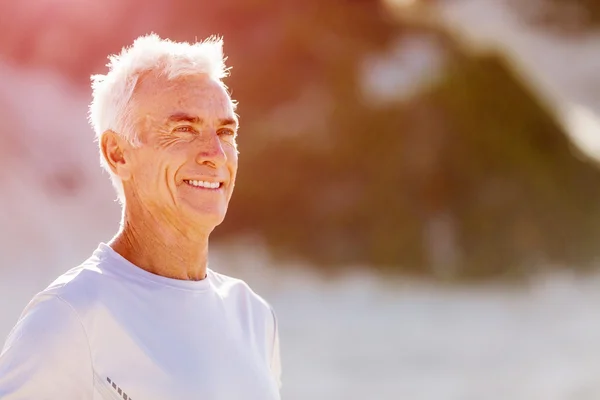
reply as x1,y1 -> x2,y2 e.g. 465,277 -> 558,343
0,243 -> 282,399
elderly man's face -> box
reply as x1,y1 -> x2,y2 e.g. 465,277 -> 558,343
122,73 -> 238,230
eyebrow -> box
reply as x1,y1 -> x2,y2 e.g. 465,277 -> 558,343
166,113 -> 238,127
167,113 -> 200,124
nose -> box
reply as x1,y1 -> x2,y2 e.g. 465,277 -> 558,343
195,131 -> 227,168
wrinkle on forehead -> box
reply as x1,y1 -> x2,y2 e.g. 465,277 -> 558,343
130,72 -> 235,141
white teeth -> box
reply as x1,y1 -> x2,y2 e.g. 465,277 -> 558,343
185,180 -> 221,189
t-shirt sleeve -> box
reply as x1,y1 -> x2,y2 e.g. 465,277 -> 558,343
0,294 -> 93,399
269,307 -> 282,390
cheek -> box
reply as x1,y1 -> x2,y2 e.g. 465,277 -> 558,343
132,150 -> 182,188
226,147 -> 239,177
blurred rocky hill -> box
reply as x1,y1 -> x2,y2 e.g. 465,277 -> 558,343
1,0 -> 600,280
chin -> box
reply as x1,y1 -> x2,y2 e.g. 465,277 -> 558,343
182,202 -> 227,228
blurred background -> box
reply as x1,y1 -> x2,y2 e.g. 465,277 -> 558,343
2,0 -> 600,398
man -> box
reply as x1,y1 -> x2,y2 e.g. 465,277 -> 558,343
0,34 -> 282,399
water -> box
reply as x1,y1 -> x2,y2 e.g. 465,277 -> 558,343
3,234 -> 600,399
211,246 -> 600,400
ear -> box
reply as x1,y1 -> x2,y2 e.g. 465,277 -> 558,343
101,130 -> 133,181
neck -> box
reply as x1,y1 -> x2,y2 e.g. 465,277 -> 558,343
108,205 -> 210,281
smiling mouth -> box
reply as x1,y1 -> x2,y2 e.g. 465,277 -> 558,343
183,179 -> 223,189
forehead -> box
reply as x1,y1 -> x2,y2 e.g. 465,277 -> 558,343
131,73 -> 235,123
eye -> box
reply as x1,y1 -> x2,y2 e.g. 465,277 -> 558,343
174,125 -> 197,133
217,128 -> 236,137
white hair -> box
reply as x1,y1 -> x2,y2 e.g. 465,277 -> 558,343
88,33 -> 231,204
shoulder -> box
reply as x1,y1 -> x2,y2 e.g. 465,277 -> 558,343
4,292 -> 88,352
26,256 -> 107,321
0,289 -> 93,398
208,271 -> 282,387
208,270 -> 276,317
